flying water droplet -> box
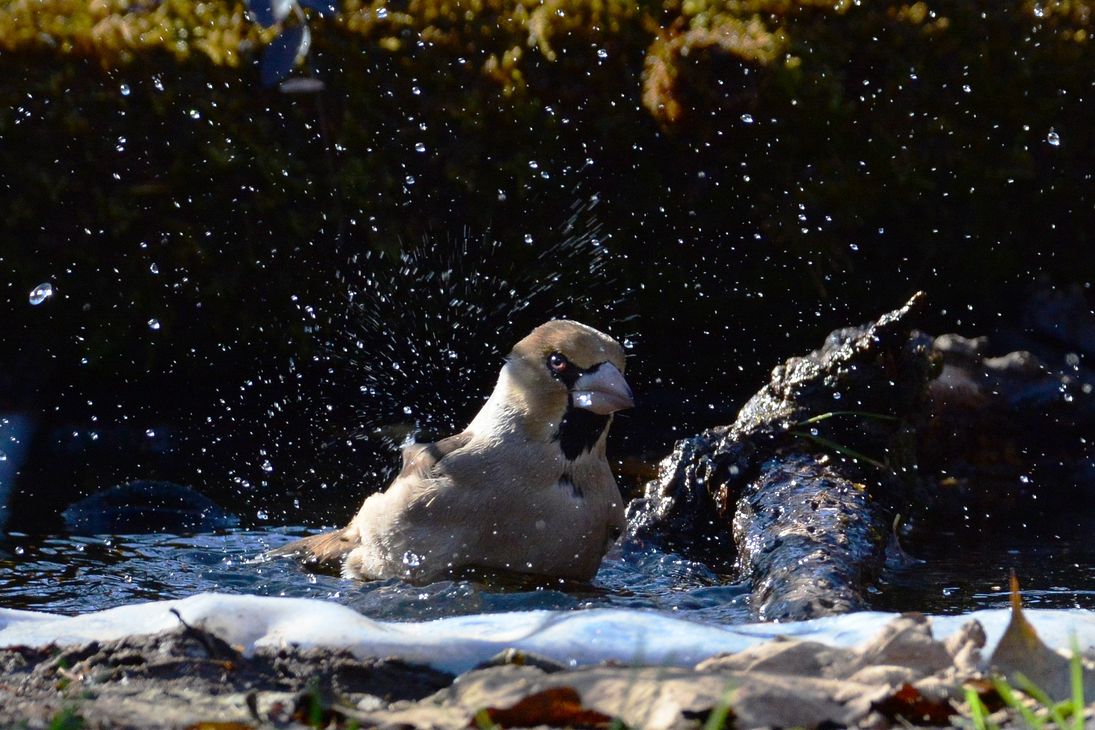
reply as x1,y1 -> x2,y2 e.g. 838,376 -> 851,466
573,392 -> 594,409
120,83 -> 131,96
28,282 -> 53,305
402,550 -> 423,567
415,142 -> 426,153
148,318 -> 161,330
740,113 -> 754,124
1046,128 -> 1061,147
149,263 -> 160,274
0,450 -> 7,462
261,459 -> 274,473
145,429 -> 156,438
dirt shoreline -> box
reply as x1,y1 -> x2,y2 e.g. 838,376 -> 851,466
4,610 -> 1091,729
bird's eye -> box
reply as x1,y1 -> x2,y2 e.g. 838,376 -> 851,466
548,352 -> 568,372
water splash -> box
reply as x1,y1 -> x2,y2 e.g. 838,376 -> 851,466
28,282 -> 53,305
321,195 -> 635,453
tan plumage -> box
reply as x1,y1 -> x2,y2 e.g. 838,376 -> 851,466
268,320 -> 634,583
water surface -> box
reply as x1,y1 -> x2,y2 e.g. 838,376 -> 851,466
3,525 -> 1094,622
0,528 -> 750,622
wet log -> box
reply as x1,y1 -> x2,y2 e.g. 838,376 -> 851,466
628,293 -> 939,620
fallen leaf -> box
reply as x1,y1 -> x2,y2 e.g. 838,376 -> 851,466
988,573 -> 1095,701
474,686 -> 613,729
873,683 -> 955,726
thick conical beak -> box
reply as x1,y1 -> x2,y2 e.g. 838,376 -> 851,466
571,363 -> 634,415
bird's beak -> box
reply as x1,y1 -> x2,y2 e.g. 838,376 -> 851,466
571,363 -> 634,415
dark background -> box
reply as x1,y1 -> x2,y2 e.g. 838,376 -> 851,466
1,0 -> 1092,531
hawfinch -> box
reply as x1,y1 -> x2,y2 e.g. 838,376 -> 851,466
268,320 -> 633,582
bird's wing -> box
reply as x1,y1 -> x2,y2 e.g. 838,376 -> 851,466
265,527 -> 355,564
398,431 -> 474,480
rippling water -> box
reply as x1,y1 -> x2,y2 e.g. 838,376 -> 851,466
0,528 -> 751,622
2,527 -> 1092,621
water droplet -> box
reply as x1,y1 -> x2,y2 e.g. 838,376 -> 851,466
115,136 -> 126,152
256,510 -> 269,521
188,109 -> 201,120
832,392 -> 843,400
402,550 -> 423,567
740,113 -> 754,124
524,233 -> 534,244
0,450 -> 6,461
145,429 -> 156,438
404,175 -> 416,185
28,282 -> 53,305
597,48 -> 607,59
120,83 -> 131,96
402,405 -> 413,415
414,142 -> 426,153
261,459 -> 274,473
376,6 -> 388,18
1046,128 -> 1061,146
148,318 -> 161,330
14,546 -> 24,556
149,263 -> 159,274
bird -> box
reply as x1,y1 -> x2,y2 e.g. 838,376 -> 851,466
267,319 -> 634,583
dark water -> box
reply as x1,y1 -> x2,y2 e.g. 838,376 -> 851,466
875,527 -> 1095,615
2,526 -> 1093,622
0,528 -> 750,622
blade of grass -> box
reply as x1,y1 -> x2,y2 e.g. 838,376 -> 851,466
1070,635 -> 1085,730
795,410 -> 900,426
965,686 -> 998,730
991,676 -> 1044,729
1014,673 -> 1069,729
791,431 -> 888,470
703,685 -> 735,730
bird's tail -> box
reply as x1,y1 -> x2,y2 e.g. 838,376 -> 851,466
265,527 -> 355,565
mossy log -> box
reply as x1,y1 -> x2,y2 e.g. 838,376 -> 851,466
628,293 -> 939,620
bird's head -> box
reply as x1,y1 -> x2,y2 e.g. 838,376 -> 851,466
498,320 -> 633,444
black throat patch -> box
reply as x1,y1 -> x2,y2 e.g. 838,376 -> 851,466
555,406 -> 610,461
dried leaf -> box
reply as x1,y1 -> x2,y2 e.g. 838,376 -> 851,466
873,683 -> 955,726
474,686 -> 613,729
990,573 -> 1095,702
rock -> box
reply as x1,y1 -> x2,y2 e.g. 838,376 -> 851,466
732,453 -> 885,619
919,322 -> 1095,527
61,481 -> 240,535
628,293 -> 939,619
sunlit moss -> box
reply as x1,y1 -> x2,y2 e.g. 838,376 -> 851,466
0,0 -> 265,65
